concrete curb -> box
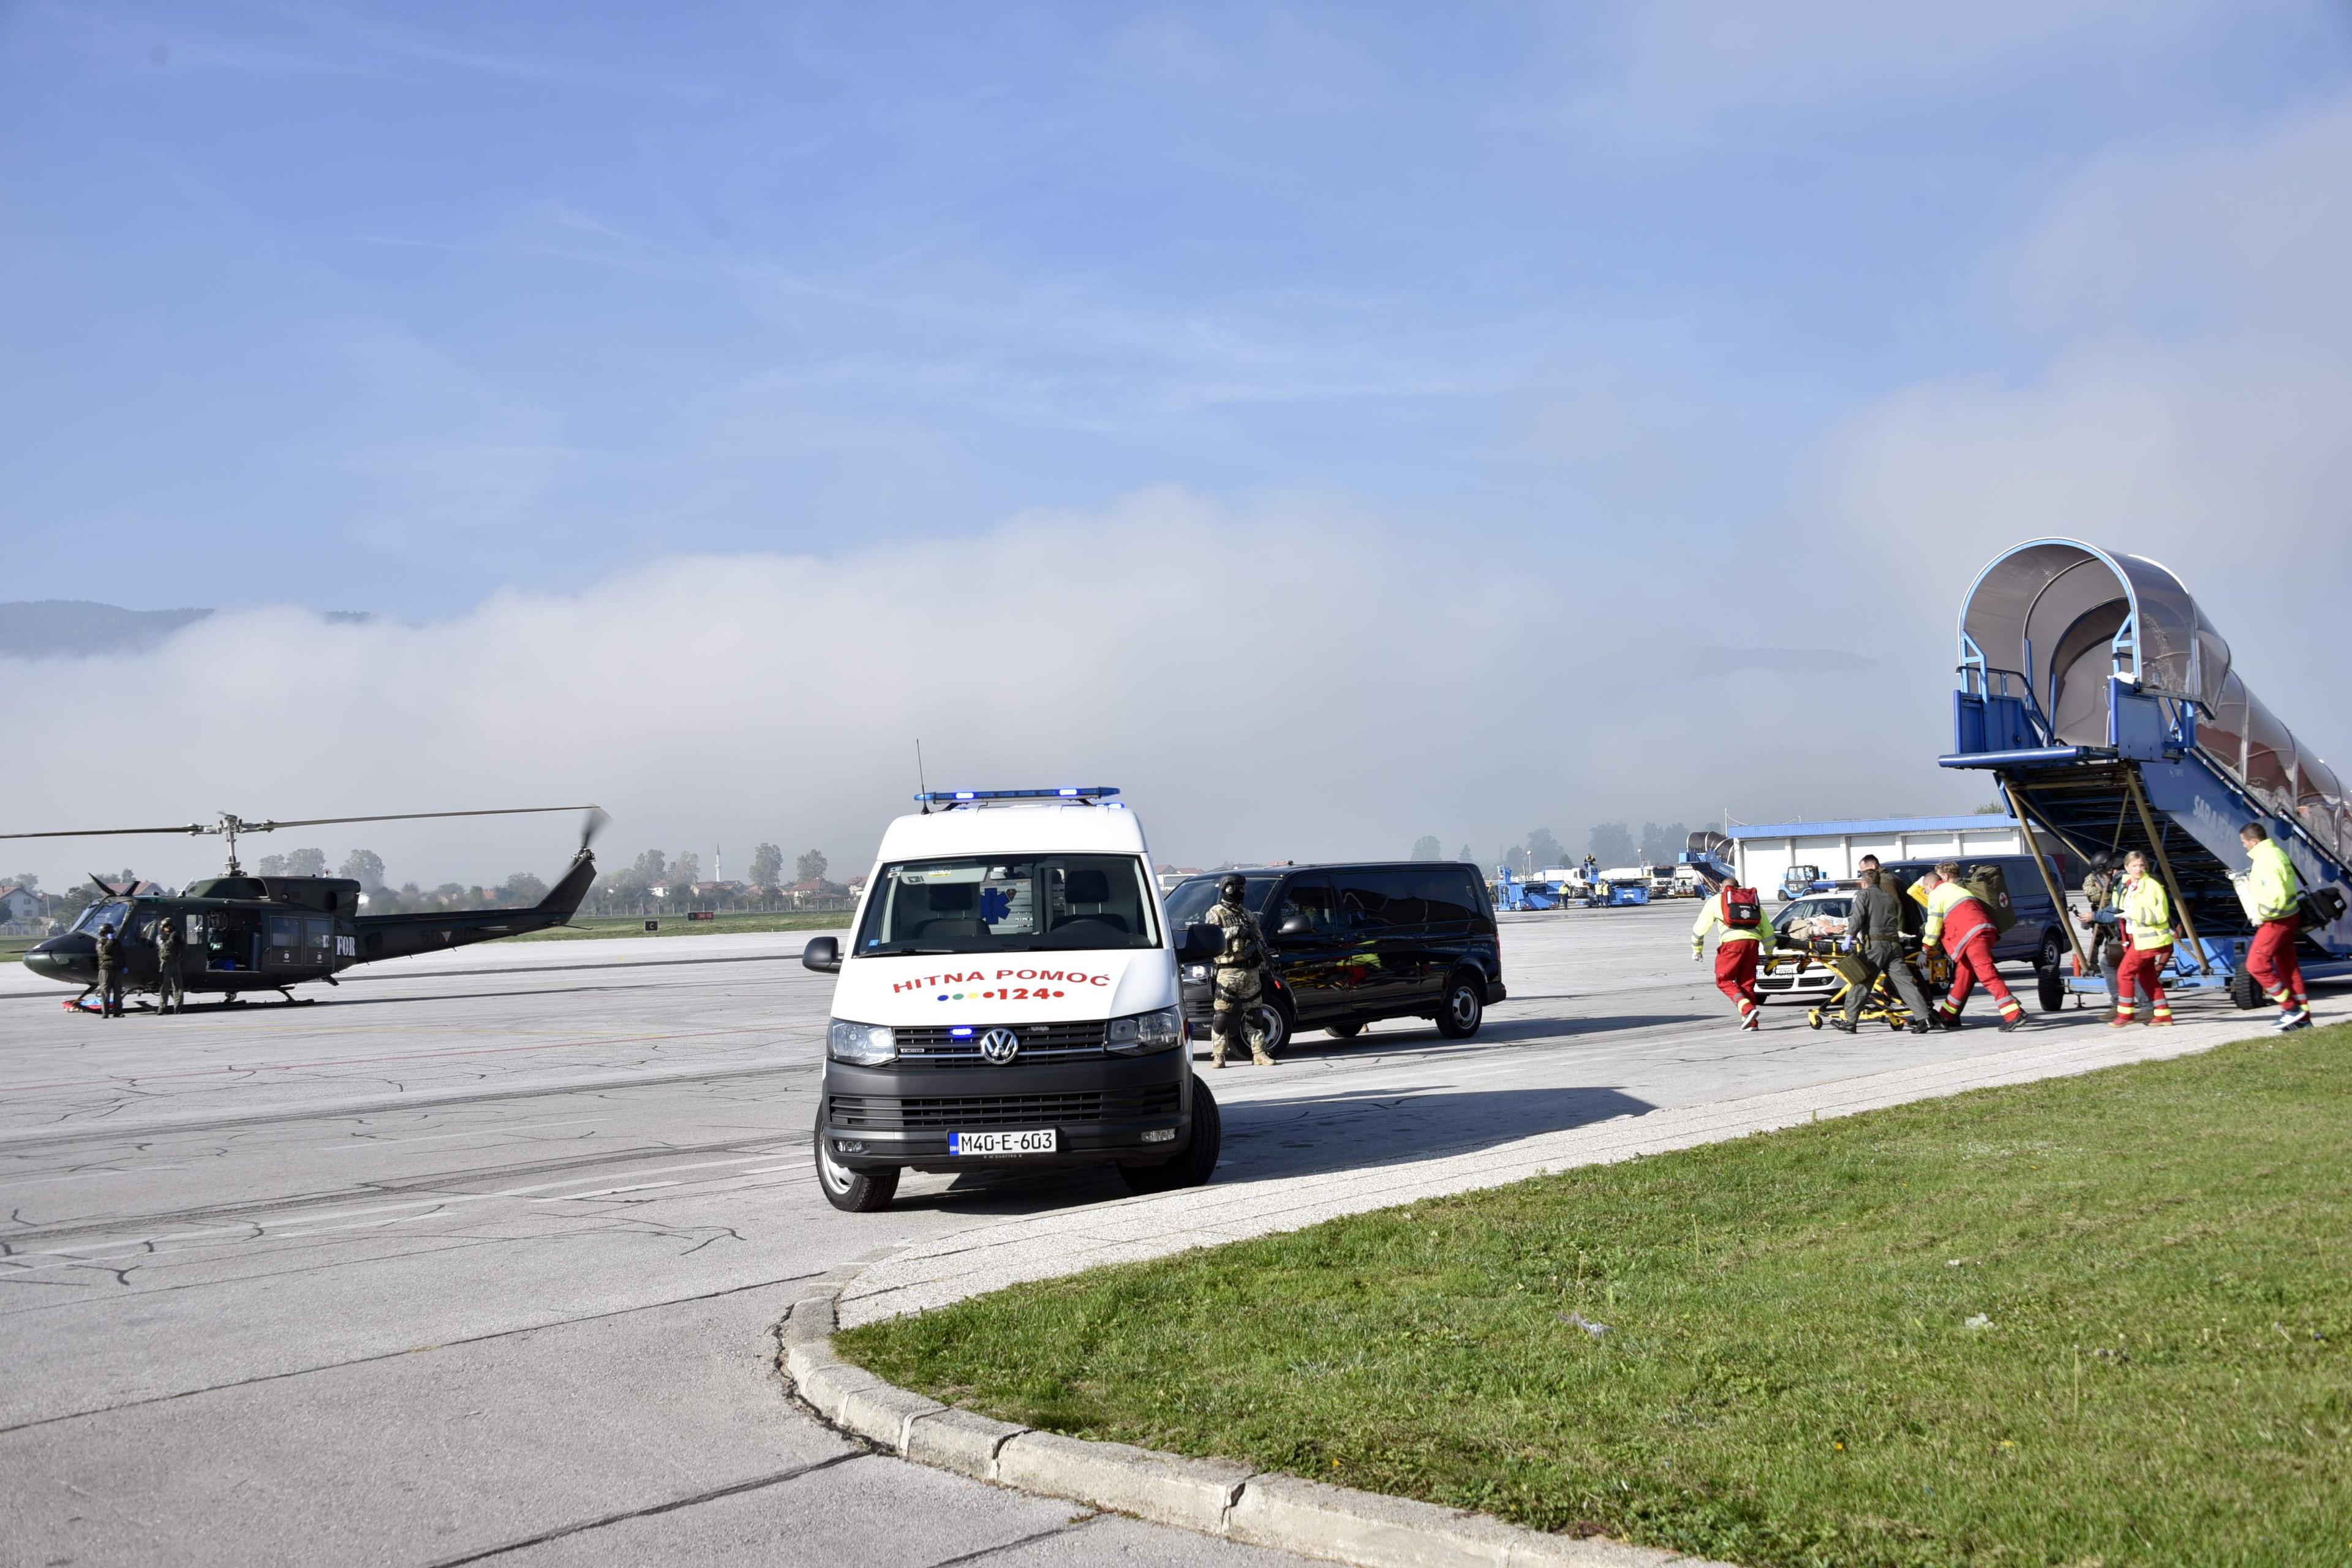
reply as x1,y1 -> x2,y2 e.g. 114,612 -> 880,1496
775,1287 -> 1724,1568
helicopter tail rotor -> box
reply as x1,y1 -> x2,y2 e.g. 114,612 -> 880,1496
578,807 -> 610,858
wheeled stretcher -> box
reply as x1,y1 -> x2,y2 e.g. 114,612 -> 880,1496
1765,938 -> 1951,1031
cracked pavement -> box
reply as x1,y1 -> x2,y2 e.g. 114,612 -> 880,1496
0,907 -> 2275,1564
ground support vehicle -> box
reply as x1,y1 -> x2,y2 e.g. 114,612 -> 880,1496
1492,866 -> 1560,912
804,788 -> 1224,1212
1167,862 -> 1503,1050
1780,865 -> 1833,901
1943,540 -> 2352,1009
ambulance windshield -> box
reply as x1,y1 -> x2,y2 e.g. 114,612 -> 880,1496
854,854 -> 1162,956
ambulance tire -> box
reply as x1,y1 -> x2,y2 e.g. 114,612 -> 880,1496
1120,1078 -> 1221,1194
2037,966 -> 2066,1014
2229,970 -> 2264,1011
814,1107 -> 899,1213
1434,970 -> 1485,1038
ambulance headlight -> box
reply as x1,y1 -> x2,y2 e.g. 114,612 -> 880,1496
1105,1006 -> 1183,1055
827,1020 -> 897,1065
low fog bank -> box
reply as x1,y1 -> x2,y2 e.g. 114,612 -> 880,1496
1,491 -> 1973,891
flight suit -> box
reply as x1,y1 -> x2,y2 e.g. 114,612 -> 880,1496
154,916 -> 184,1014
94,927 -> 124,1018
1204,897 -> 1277,1068
1839,883 -> 1932,1031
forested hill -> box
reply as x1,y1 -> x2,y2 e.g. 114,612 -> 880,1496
0,602 -> 375,659
0,601 -> 211,658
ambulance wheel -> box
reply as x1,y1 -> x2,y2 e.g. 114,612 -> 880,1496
813,1108 -> 899,1213
1435,971 -> 1485,1038
1325,1021 -> 1363,1039
2037,966 -> 2067,1014
2229,970 -> 2264,1010
1120,1078 -> 1221,1194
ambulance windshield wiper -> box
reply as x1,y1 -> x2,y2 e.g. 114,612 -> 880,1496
872,944 -> 960,956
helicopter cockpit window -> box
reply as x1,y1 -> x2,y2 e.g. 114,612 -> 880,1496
74,901 -> 132,934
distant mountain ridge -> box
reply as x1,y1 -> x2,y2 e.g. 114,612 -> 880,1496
0,601 -> 213,658
0,601 -> 374,658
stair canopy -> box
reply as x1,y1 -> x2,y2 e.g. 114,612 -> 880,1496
1957,538 -> 2348,860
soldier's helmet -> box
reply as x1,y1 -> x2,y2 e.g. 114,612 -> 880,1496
2090,851 -> 2113,872
1218,873 -> 1246,901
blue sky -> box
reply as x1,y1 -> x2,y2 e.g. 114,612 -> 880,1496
7,2 -> 2342,611
4,2 -> 2351,880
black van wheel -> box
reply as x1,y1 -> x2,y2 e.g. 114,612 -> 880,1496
1120,1077 -> 1221,1194
813,1107 -> 900,1213
1325,1021 -> 1363,1039
1248,998 -> 1291,1058
1434,971 -> 1485,1038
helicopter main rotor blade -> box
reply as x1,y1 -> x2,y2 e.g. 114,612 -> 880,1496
0,824 -> 209,841
246,805 -> 604,832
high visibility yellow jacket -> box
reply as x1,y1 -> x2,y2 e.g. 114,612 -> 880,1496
2122,874 -> 2176,951
2242,839 -> 2302,922
1691,892 -> 1773,953
1922,880 -> 1993,951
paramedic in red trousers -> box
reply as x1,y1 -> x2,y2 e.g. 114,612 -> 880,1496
2235,821 -> 2312,1032
1920,860 -> 2026,1032
1691,881 -> 1774,1031
2111,850 -> 2179,1027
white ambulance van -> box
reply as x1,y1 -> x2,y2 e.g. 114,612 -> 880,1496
801,788 -> 1226,1212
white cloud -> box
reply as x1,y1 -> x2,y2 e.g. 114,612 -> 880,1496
1546,0 -> 2234,138
0,489 -> 1959,891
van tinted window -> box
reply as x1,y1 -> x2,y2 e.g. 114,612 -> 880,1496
1409,868 -> 1480,925
1275,876 -> 1340,936
1340,867 -> 1420,929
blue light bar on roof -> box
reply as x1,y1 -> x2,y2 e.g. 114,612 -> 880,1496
913,787 -> 1121,803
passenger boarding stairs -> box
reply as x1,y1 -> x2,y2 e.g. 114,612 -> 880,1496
1940,540 -> 2351,1004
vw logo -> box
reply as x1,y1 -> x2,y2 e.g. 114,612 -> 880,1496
978,1028 -> 1021,1065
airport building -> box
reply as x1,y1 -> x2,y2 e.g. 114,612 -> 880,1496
1727,815 -> 2037,894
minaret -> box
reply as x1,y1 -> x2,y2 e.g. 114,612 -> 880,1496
714,845 -> 722,885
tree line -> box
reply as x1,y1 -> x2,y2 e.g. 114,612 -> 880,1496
4,840 -> 848,927
1408,822 -> 1691,874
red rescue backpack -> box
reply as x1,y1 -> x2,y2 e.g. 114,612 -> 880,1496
1723,886 -> 1762,928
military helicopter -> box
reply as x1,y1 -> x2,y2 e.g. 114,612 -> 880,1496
7,805 -> 606,1011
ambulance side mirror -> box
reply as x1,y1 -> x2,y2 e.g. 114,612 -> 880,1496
1177,925 -> 1222,963
802,937 -> 841,973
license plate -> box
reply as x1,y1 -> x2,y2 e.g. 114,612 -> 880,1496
949,1128 -> 1057,1156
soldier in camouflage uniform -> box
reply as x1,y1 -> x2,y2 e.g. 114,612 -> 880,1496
1203,874 -> 1277,1068
2078,852 -> 2124,1004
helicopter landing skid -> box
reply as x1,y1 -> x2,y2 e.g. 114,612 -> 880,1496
274,989 -> 315,1006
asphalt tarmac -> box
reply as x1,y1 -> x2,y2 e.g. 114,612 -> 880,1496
0,904 -> 2245,1565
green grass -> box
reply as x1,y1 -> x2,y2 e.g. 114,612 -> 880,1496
841,1027 -> 2352,1567
509,910 -> 850,941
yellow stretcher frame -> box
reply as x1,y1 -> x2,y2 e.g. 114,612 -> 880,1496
1765,937 -> 1953,1031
